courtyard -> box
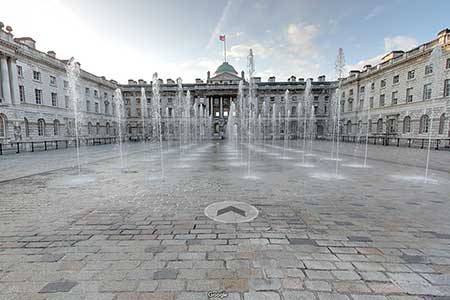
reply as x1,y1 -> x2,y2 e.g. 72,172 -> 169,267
0,141 -> 450,300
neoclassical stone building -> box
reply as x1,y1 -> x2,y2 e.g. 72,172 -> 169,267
0,23 -> 118,147
1,21 -> 449,150
122,62 -> 335,140
340,29 -> 450,140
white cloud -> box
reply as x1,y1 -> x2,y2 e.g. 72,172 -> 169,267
384,36 -> 418,52
228,43 -> 274,59
286,22 -> 320,56
365,5 -> 384,20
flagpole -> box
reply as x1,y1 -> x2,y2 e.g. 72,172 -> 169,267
224,36 -> 227,62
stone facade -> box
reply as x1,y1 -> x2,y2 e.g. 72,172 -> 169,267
0,23 -> 118,147
1,21 -> 449,147
340,29 -> 450,139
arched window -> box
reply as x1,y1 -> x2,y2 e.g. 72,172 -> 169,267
88,122 -> 93,135
419,115 -> 429,134
377,118 -> 383,133
438,113 -> 445,134
53,120 -> 60,136
24,118 -> 30,137
106,122 -> 110,135
368,119 -> 372,133
96,122 -> 100,135
403,116 -> 411,133
346,120 -> 352,135
357,120 -> 362,134
37,119 -> 45,136
0,114 -> 6,137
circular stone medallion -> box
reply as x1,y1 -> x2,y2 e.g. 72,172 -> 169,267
204,201 -> 259,223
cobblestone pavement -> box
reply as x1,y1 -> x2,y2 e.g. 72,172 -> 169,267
0,140 -> 450,300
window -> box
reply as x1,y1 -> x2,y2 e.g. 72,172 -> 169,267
403,116 -> 411,133
85,88 -> 90,96
346,120 -> 352,135
423,84 -> 432,100
33,71 -> 41,81
86,100 -> 90,112
387,119 -> 397,133
105,101 -> 109,114
445,79 -> 450,97
324,96 -> 329,102
371,82 -> 375,90
377,118 -> 383,133
53,120 -> 60,135
50,75 -> 57,86
65,96 -> 70,108
104,92 -> 108,100
314,96 -> 319,102
17,65 -> 23,77
51,93 -> 58,107
393,75 -> 399,84
95,102 -> 99,113
425,64 -> 433,75
37,119 -> 45,136
349,89 -> 353,96
88,122 -> 93,135
348,99 -> 353,112
19,85 -> 25,102
106,122 -> 110,135
24,118 -> 29,137
391,91 -> 398,105
380,80 -> 386,88
406,87 -> 413,102
0,114 -> 6,137
94,90 -> 98,98
369,97 -> 374,108
368,119 -> 372,133
270,97 -> 275,102
438,114 -> 445,134
64,80 -> 69,89
379,94 -> 385,107
360,86 -> 365,94
447,58 -> 450,69
359,99 -> 364,111
35,89 -> 42,104
96,123 -> 100,135
407,70 -> 415,80
419,115 -> 430,133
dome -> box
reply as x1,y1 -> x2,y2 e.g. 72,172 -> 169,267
215,62 -> 238,75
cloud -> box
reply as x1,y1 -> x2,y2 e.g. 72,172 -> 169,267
286,22 -> 320,56
228,43 -> 274,59
345,35 -> 418,75
384,36 -> 418,52
365,5 -> 384,20
206,0 -> 234,51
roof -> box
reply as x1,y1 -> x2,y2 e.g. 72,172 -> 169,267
215,62 -> 238,75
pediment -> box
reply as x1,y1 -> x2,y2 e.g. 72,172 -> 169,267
209,72 -> 241,82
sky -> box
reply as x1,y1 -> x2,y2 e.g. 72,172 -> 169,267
2,0 -> 450,83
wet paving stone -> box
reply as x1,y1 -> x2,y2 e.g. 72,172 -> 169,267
39,281 -> 78,293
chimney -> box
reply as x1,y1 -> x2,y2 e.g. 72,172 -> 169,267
268,76 -> 276,82
138,79 -> 147,85
167,78 -> 175,84
47,51 -> 56,58
195,78 -> 204,84
14,37 -> 36,49
128,79 -> 137,85
253,77 -> 261,83
317,75 -> 326,82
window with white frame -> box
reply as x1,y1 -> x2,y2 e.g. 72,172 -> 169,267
19,85 -> 25,102
33,71 -> 41,81
391,91 -> 398,105
51,92 -> 58,107
35,89 -> 42,104
406,87 -> 414,102
425,64 -> 433,75
407,70 -> 415,80
50,75 -> 57,86
17,65 -> 23,77
423,83 -> 432,100
37,119 -> 45,136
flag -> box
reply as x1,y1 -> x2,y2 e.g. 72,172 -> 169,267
219,35 -> 225,41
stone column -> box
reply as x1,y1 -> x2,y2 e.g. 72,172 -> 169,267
0,55 -> 12,104
220,97 -> 223,117
8,58 -> 19,104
